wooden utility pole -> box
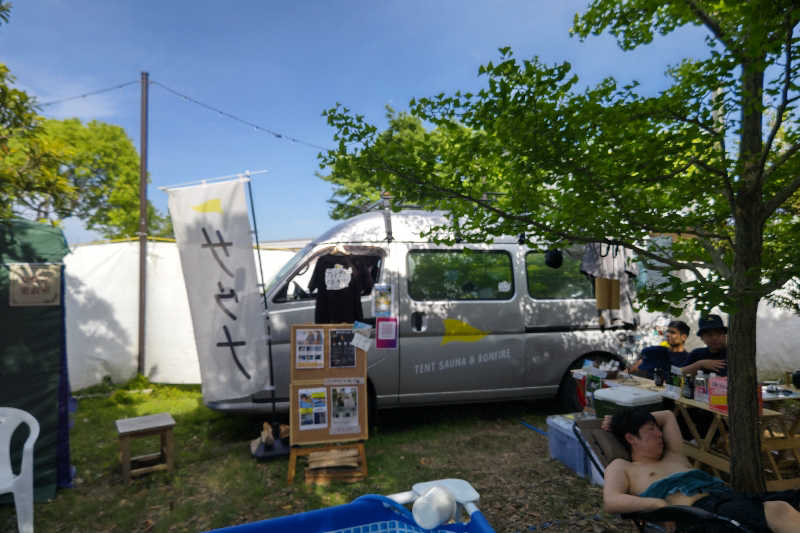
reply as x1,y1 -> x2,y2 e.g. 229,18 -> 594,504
137,71 -> 149,375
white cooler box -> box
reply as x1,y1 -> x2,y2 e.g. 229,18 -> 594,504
593,385 -> 664,418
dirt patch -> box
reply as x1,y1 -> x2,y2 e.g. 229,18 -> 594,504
378,404 -> 637,532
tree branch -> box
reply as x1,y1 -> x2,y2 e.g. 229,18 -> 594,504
682,0 -> 740,59
760,14 -> 794,179
761,170 -> 800,220
760,269 -> 798,297
364,158 -> 718,281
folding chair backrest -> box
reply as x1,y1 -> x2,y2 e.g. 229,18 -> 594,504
573,418 -> 630,481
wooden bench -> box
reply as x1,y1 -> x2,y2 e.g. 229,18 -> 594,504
115,412 -> 176,483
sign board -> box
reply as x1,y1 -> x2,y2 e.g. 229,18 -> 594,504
290,324 -> 369,446
8,263 -> 62,306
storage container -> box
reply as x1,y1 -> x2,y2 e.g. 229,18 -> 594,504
592,385 -> 664,418
546,414 -> 587,479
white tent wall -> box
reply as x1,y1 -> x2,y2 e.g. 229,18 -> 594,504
65,241 -> 299,391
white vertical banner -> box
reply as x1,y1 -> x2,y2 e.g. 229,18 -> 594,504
167,179 -> 270,402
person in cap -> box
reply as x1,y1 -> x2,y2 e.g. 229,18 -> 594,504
629,320 -> 692,379
682,314 -> 728,377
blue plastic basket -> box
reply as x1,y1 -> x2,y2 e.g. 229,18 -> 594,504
206,494 -> 494,533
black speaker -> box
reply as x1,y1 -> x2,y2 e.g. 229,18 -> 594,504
793,370 -> 800,389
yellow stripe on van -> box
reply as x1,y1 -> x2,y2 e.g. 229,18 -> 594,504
441,319 -> 488,345
191,198 -> 223,213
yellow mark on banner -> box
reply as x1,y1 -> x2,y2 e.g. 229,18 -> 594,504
191,198 -> 222,213
441,319 -> 488,345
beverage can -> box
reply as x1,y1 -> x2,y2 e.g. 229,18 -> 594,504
682,374 -> 695,399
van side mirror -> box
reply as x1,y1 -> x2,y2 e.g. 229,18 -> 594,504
545,249 -> 563,269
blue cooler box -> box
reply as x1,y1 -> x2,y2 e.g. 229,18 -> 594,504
546,414 -> 587,479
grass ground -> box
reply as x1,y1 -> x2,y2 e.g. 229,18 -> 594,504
0,377 -> 635,532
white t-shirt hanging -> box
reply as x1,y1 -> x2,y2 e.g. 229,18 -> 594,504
325,264 -> 352,291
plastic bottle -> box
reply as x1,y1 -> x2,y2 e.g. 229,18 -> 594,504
695,370 -> 708,403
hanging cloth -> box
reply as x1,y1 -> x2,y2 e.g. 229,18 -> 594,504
581,243 -> 638,327
309,255 -> 364,324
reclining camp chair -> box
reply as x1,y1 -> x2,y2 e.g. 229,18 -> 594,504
573,418 -> 754,533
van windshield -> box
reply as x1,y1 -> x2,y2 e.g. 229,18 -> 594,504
263,242 -> 313,294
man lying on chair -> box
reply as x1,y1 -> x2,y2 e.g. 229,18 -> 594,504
602,407 -> 800,532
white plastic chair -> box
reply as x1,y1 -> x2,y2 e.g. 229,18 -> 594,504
0,407 -> 40,533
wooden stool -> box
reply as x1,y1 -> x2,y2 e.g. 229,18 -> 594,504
115,412 -> 176,483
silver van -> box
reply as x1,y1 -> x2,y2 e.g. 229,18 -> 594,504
208,210 -> 628,414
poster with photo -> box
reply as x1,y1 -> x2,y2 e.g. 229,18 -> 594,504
295,328 -> 325,369
330,329 -> 356,368
372,283 -> 392,317
330,386 -> 360,434
376,317 -> 398,349
298,387 -> 328,430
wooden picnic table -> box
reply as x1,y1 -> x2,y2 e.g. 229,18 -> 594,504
619,374 -> 800,491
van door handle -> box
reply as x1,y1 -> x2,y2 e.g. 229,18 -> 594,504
411,311 -> 425,332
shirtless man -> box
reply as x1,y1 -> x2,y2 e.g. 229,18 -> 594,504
603,408 -> 800,532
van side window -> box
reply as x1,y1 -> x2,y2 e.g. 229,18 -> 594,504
526,250 -> 593,299
407,250 -> 514,301
273,253 -> 383,303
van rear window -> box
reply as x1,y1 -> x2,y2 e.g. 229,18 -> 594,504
526,250 -> 593,299
407,250 -> 514,301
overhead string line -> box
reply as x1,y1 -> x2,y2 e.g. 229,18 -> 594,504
35,78 -> 331,152
38,80 -> 139,107
150,80 -> 330,152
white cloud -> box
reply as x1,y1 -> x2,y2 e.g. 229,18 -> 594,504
8,62 -> 131,121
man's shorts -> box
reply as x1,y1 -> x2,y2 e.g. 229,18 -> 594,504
694,489 -> 800,532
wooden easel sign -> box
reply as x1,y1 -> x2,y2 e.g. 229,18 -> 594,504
289,324 -> 369,447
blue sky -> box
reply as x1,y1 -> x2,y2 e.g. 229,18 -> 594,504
2,1 -> 707,244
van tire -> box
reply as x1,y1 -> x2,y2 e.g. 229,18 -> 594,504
557,371 -> 582,413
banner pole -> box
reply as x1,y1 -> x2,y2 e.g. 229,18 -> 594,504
246,175 -> 277,416
137,71 -> 149,376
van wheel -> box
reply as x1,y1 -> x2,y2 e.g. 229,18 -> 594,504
557,371 -> 582,413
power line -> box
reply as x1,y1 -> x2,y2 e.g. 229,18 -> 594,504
34,77 -> 333,152
150,80 -> 331,152
38,80 -> 139,107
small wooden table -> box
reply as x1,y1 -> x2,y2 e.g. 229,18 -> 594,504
115,412 -> 176,483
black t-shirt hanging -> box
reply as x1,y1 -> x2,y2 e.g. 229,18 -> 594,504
309,255 -> 364,324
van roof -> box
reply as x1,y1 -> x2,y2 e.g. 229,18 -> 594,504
313,209 -> 520,245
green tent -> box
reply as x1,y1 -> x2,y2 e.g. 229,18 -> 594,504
0,218 -> 71,502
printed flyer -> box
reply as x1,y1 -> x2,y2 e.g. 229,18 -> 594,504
295,328 -> 325,369
298,387 -> 328,430
376,317 -> 398,349
330,386 -> 360,434
330,329 -> 356,368
372,283 -> 392,317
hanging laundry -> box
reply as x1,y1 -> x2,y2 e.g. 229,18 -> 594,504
581,243 -> 638,327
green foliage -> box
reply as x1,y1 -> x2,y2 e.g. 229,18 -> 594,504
3,117 -> 171,239
320,0 -> 800,492
0,3 -> 170,239
0,63 -> 42,221
320,3 -> 800,316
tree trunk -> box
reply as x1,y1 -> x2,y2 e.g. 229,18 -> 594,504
727,47 -> 768,494
727,291 -> 765,493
